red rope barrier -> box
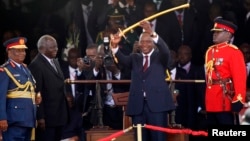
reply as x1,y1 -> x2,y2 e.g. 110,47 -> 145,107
144,124 -> 208,136
97,126 -> 133,141
97,124 -> 208,141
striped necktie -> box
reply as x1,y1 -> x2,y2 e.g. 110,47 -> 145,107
143,56 -> 148,72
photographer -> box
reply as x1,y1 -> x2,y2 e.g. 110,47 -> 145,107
78,41 -> 131,129
77,43 -> 99,130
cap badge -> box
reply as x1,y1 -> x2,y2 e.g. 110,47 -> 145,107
19,38 -> 25,45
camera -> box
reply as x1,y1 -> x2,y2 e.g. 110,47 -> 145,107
82,56 -> 91,65
103,37 -> 114,67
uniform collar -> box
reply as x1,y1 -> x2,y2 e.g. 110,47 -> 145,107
215,42 -> 228,48
9,59 -> 21,68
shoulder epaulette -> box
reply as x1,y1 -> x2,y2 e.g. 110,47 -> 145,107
0,67 -> 4,72
228,44 -> 238,50
0,61 -> 10,67
208,45 -> 215,49
206,46 -> 214,52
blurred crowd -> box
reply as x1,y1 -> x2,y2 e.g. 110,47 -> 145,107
1,0 -> 250,66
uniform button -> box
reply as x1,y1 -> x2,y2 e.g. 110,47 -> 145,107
14,106 -> 18,108
143,80 -> 145,82
216,49 -> 219,52
208,86 -> 211,89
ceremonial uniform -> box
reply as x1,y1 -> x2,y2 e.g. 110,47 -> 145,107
205,42 -> 246,111
0,37 -> 37,140
205,18 -> 246,125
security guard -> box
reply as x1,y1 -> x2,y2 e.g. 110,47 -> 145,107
0,37 -> 41,140
205,18 -> 246,125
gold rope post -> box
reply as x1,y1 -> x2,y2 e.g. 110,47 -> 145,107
119,3 -> 190,37
136,124 -> 142,141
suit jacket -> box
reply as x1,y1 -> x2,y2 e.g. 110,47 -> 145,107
83,64 -> 130,128
0,60 -> 36,127
28,53 -> 69,127
169,64 -> 197,128
194,65 -> 206,113
172,67 -> 189,127
60,61 -> 86,111
115,36 -> 175,116
86,64 -> 131,106
158,8 -> 201,66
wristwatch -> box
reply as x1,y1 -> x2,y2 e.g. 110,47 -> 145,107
150,32 -> 157,38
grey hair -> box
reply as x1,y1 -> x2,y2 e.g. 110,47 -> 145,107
37,34 -> 56,50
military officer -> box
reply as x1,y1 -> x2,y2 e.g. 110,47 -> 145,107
205,18 -> 246,125
0,37 -> 41,140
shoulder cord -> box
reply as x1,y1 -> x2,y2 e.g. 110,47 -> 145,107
3,67 -> 35,93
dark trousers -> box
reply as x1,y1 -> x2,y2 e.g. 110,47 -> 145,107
61,107 -> 83,140
206,112 -> 238,125
35,126 -> 63,141
103,104 -> 123,130
2,126 -> 32,141
131,100 -> 168,141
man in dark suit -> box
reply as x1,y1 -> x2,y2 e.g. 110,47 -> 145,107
28,35 -> 69,141
168,49 -> 189,127
0,37 -> 41,140
193,65 -> 208,141
158,0 -> 201,66
175,45 -> 200,129
60,47 -> 86,141
110,20 -> 175,141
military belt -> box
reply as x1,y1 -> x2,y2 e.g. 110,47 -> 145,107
211,78 -> 231,85
7,91 -> 35,99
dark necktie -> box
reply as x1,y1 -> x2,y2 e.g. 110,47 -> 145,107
177,13 -> 182,26
143,56 -> 149,72
74,69 -> 78,98
74,69 -> 78,80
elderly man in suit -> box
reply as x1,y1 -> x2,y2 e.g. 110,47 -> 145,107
110,20 -> 175,141
28,35 -> 69,141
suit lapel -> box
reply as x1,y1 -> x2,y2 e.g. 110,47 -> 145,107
53,59 -> 64,78
39,54 -> 64,79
